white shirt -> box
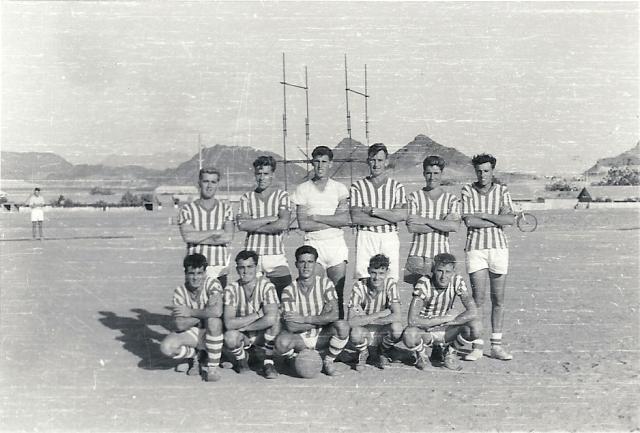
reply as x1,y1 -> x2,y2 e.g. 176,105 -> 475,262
292,178 -> 349,241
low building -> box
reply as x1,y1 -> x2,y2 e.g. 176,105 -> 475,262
577,186 -> 640,202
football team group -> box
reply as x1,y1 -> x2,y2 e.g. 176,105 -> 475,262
159,143 -> 516,382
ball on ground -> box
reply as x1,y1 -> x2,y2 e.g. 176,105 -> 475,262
294,349 -> 322,379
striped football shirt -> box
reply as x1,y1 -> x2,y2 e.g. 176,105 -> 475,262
349,177 -> 407,233
281,276 -> 337,336
461,183 -> 513,251
349,277 -> 400,315
223,276 -> 279,318
172,277 -> 223,310
413,274 -> 468,318
178,199 -> 234,267
407,190 -> 460,258
239,189 -> 290,255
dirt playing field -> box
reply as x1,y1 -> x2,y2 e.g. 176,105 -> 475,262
1,207 -> 638,432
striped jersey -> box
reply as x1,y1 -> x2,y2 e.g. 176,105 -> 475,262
349,277 -> 400,315
178,199 -> 233,267
407,189 -> 460,258
349,177 -> 407,233
239,189 -> 290,255
413,274 -> 468,318
172,277 -> 223,310
461,183 -> 513,251
223,276 -> 279,318
281,276 -> 337,336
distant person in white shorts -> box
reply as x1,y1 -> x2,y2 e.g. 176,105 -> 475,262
178,167 -> 235,287
236,156 -> 292,298
349,143 -> 407,282
27,187 -> 45,240
292,145 -> 350,318
461,153 -> 515,362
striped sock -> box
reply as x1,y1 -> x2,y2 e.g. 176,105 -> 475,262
263,333 -> 277,365
205,334 -> 224,367
326,335 -> 349,361
490,333 -> 502,347
471,338 -> 485,351
381,335 -> 397,352
407,340 -> 427,361
172,346 -> 196,360
282,349 -> 296,359
451,334 -> 472,353
231,346 -> 246,361
354,338 -> 369,353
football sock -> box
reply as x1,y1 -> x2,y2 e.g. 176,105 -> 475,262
205,333 -> 224,367
326,335 -> 349,361
354,338 -> 369,353
471,338 -> 485,351
407,340 -> 427,360
490,333 -> 502,347
231,346 -> 246,361
282,349 -> 296,359
173,346 -> 196,360
381,334 -> 397,352
451,334 -> 472,353
263,333 -> 277,365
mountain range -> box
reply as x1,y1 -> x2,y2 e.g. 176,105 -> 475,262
584,141 -> 640,175
3,136 -> 637,187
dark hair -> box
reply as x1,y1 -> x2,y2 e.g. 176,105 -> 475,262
368,254 -> 390,270
295,245 -> 318,261
311,146 -> 333,161
471,153 -> 497,169
199,166 -> 221,181
432,253 -> 457,269
183,253 -> 208,271
253,155 -> 277,172
423,156 -> 446,171
367,143 -> 388,159
235,250 -> 258,265
34,187 -> 41,192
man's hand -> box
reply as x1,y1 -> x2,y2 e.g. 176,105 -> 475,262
172,305 -> 193,318
236,212 -> 250,223
283,312 -> 306,323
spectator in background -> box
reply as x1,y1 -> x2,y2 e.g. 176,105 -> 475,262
27,187 -> 45,240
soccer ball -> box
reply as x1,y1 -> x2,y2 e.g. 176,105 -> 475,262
294,349 -> 322,379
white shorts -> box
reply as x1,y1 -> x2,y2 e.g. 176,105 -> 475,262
206,265 -> 228,279
299,329 -> 321,350
465,248 -> 509,275
31,209 -> 44,222
304,235 -> 348,269
257,254 -> 290,277
355,231 -> 400,281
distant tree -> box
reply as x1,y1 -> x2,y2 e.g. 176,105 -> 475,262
545,178 -> 578,192
597,167 -> 640,186
90,186 -> 114,195
120,191 -> 143,206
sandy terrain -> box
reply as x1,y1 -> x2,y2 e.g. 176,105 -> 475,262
0,208 -> 638,432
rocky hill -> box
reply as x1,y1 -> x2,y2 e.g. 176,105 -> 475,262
585,142 -> 640,175
1,151 -> 74,180
101,151 -> 190,170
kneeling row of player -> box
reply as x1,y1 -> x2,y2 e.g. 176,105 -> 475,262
160,247 -> 481,382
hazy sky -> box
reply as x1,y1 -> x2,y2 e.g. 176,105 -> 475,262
1,2 -> 638,175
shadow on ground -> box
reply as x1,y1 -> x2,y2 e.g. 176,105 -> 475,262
98,308 -> 177,370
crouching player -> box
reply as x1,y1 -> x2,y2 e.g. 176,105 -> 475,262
223,250 -> 281,379
275,246 -> 350,376
403,253 -> 480,371
160,253 -> 224,382
347,254 -> 404,371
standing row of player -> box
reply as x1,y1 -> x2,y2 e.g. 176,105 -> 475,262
172,143 -> 517,379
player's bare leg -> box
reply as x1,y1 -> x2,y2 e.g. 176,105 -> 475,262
202,318 -> 224,381
268,266 -> 292,299
489,272 -> 512,360
402,327 -> 432,370
322,320 -> 350,376
326,261 -> 347,319
349,326 -> 370,371
37,221 -> 43,239
275,331 -> 309,371
32,222 -> 37,240
160,331 -> 199,375
261,320 -> 281,379
465,269 -> 489,361
376,322 -> 403,369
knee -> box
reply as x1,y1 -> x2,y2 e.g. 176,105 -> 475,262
389,322 -> 404,340
468,318 -> 482,339
205,318 -> 222,333
332,320 -> 350,339
223,330 -> 241,349
349,326 -> 367,344
160,335 -> 178,357
402,326 -> 422,347
275,332 -> 292,354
